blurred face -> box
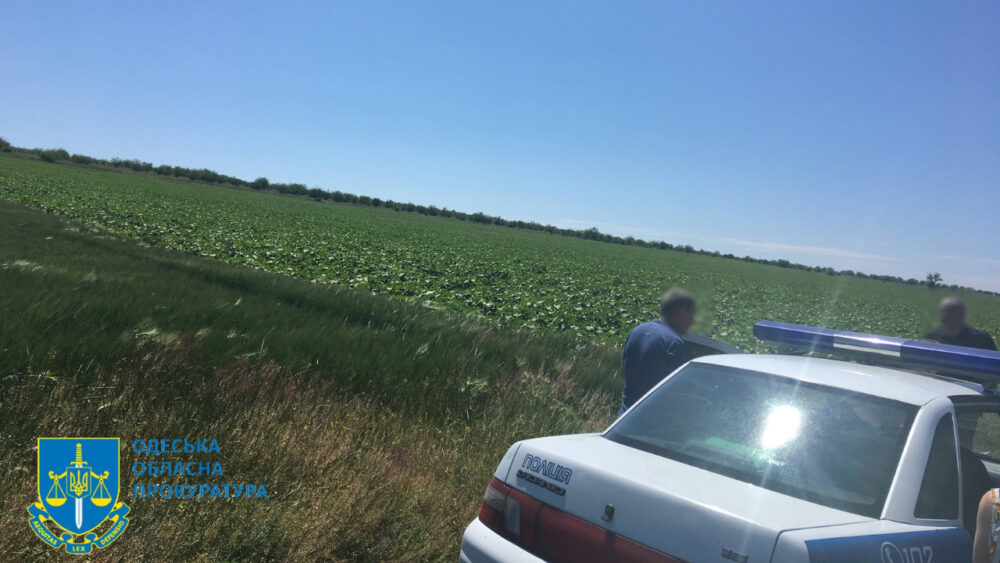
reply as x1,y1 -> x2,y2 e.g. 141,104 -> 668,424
668,307 -> 695,334
940,304 -> 965,334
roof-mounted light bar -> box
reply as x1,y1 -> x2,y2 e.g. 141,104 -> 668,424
753,320 -> 1000,385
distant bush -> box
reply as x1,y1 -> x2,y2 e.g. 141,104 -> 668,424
250,177 -> 270,190
111,158 -> 154,172
0,137 -> 11,152
275,183 -> 308,196
70,154 -> 94,165
39,148 -> 70,162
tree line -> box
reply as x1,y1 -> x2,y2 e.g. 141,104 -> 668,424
1,137 -> 991,296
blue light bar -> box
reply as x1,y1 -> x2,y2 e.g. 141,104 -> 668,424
753,320 -> 1000,384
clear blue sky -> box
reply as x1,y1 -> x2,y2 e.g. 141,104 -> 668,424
2,1 -> 998,290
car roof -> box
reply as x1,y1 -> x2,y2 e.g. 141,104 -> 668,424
691,354 -> 981,406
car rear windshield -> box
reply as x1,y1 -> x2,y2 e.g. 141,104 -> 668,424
605,363 -> 917,518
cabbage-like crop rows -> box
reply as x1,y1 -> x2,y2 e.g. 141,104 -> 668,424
3,155 -> 997,351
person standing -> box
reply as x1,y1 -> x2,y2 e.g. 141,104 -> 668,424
925,297 -> 997,351
619,289 -> 695,416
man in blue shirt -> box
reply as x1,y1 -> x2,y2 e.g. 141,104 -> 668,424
619,289 -> 696,415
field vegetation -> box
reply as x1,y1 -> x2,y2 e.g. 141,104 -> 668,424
3,145 -> 987,292
0,200 -> 614,560
2,154 -> 998,353
2,154 -> 999,560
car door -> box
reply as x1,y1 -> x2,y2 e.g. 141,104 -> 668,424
953,396 -> 1000,532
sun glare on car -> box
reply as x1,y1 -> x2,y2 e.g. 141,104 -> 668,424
761,405 -> 802,450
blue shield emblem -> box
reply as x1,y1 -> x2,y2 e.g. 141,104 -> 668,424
28,438 -> 130,554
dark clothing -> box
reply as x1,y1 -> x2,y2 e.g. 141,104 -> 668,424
620,319 -> 688,413
924,326 -> 997,351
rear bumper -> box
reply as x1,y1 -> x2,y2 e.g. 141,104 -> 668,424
459,518 -> 544,563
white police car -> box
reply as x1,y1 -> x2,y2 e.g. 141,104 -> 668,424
460,321 -> 1000,562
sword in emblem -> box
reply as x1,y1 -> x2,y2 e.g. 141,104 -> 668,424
69,443 -> 88,530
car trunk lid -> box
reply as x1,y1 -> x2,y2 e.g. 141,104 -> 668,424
501,434 -> 870,562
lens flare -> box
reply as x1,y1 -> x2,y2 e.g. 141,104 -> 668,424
761,405 -> 802,450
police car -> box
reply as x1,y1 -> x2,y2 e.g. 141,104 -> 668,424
460,321 -> 1000,562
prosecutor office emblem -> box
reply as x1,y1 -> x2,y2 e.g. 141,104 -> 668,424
27,438 -> 130,554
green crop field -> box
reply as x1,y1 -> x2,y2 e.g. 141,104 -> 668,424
3,153 -> 998,351
0,198 -> 615,561
2,154 -> 999,560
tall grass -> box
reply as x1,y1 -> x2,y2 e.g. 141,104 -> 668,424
1,340 -> 613,561
0,200 -> 618,560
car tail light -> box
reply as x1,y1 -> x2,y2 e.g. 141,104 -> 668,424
477,477 -> 681,562
478,478 -> 540,541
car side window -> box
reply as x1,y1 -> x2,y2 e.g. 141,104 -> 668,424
915,413 -> 959,520
957,410 -> 1000,459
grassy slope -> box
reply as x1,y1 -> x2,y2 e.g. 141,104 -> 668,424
0,200 -> 615,561
2,156 -> 998,560
3,154 -> 996,353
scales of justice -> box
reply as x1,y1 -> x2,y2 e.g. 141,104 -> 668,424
44,443 -> 112,530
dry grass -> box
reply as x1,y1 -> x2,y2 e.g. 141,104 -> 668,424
0,338 -> 614,561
